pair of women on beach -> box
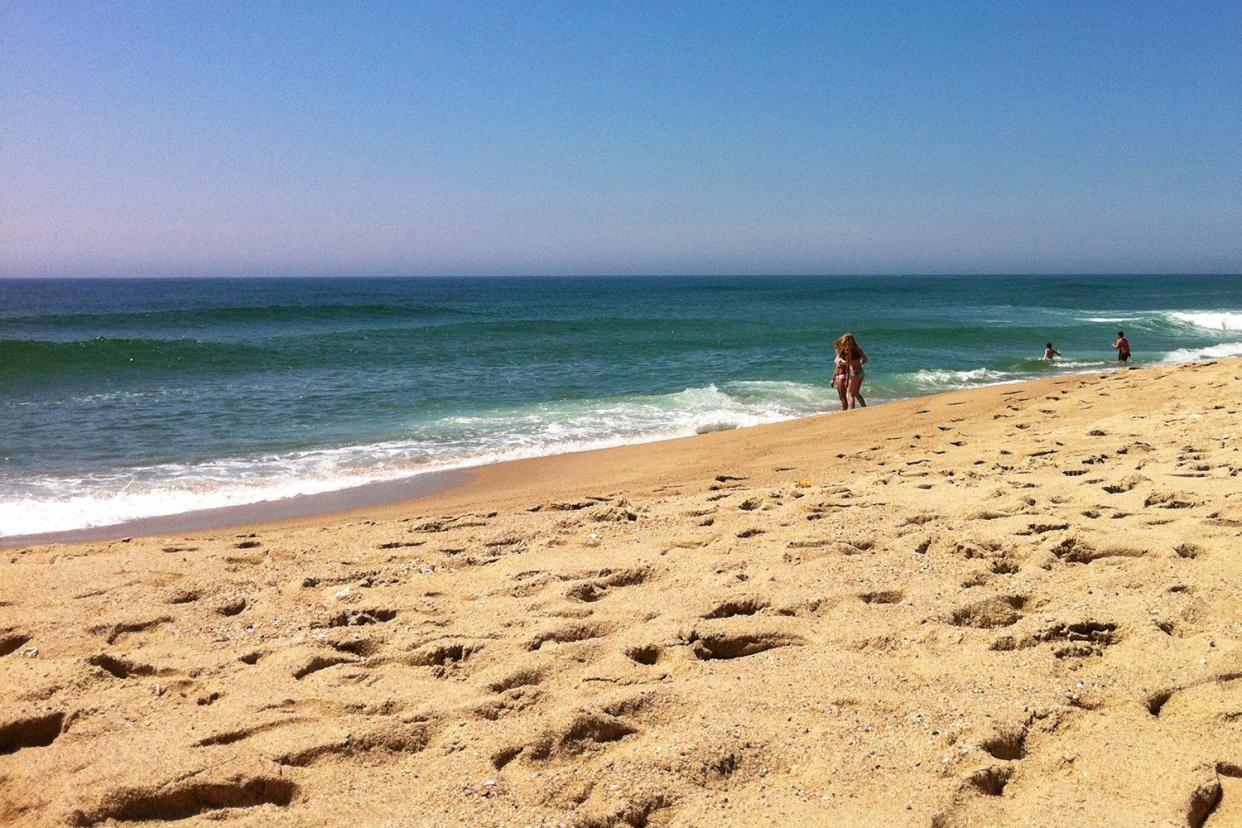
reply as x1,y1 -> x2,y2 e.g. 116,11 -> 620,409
833,332 -> 867,410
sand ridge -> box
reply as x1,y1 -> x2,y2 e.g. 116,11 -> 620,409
2,360 -> 1242,826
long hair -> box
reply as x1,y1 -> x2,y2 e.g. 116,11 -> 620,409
835,332 -> 861,360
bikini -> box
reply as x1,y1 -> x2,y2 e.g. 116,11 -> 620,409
833,355 -> 850,386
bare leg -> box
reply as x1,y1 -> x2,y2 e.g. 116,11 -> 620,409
850,376 -> 866,408
836,378 -> 848,410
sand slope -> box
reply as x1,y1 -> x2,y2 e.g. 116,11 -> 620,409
3,361 -> 1242,826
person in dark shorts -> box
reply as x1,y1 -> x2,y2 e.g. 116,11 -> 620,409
1112,331 -> 1131,363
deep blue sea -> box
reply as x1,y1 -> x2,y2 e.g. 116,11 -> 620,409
3,274 -> 1241,536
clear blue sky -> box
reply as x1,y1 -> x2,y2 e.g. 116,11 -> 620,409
2,1 -> 1240,277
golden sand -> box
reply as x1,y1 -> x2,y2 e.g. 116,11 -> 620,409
3,360 -> 1241,826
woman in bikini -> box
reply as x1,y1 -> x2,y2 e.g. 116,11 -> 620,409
832,345 -> 851,410
834,332 -> 868,410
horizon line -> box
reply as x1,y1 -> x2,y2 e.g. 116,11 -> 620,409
3,272 -> 1242,281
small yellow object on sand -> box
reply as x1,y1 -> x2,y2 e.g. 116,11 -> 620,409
795,479 -> 813,488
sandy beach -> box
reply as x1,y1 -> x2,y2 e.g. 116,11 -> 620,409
3,359 -> 1241,827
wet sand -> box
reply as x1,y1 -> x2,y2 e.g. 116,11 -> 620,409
0,470 -> 469,548
3,360 -> 1241,826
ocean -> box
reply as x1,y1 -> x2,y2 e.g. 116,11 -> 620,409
3,274 -> 1241,537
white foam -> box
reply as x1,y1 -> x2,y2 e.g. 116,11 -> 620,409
1051,359 -> 1115,369
1165,311 -> 1242,332
904,368 -> 1017,390
0,380 -> 838,536
1077,315 -> 1144,323
1162,341 -> 1242,363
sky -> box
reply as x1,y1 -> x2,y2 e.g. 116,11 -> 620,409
2,1 -> 1240,277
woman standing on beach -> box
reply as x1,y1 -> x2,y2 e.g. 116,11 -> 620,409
832,344 -> 851,410
834,332 -> 868,410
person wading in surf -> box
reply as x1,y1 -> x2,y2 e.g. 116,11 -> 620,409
834,332 -> 868,410
1113,331 -> 1131,363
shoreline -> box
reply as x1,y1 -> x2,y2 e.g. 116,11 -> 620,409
0,375 -> 1047,548
0,469 -> 469,548
4,365 -> 1130,549
2,369 -> 1137,551
1,353 -> 1214,547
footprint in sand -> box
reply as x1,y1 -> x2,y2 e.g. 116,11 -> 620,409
0,631 -> 32,657
75,775 -> 297,824
858,590 -> 903,605
947,595 -> 1028,629
0,711 -> 66,755
685,629 -> 803,660
702,596 -> 769,619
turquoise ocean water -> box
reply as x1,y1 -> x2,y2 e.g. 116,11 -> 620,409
3,274 -> 1241,536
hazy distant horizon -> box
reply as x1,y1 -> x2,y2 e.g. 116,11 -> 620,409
3,271 -> 1242,281
3,2 -> 1240,278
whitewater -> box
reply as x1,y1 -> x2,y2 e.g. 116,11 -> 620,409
3,274 -> 1241,536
